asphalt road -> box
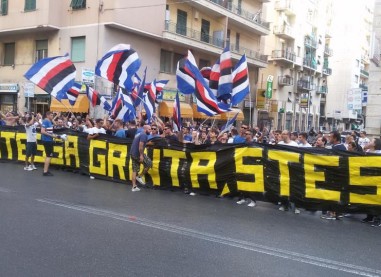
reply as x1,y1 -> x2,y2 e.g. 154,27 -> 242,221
0,162 -> 380,277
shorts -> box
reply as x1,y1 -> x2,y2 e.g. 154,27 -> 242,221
43,141 -> 54,157
26,142 -> 37,157
131,154 -> 152,173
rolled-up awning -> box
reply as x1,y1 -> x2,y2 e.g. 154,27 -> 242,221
192,104 -> 244,121
50,94 -> 89,113
159,101 -> 193,118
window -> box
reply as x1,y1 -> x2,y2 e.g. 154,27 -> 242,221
70,0 -> 86,10
235,33 -> 240,51
354,75 -> 359,83
24,0 -> 36,11
172,53 -> 183,74
199,59 -> 210,69
160,49 -> 171,73
1,0 -> 8,15
201,19 -> 210,43
176,10 -> 187,36
4,42 -> 15,65
35,40 -> 48,62
71,36 -> 85,62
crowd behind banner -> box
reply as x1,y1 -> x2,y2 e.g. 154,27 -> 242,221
1,124 -> 381,215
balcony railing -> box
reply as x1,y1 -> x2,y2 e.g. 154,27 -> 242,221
207,0 -> 270,29
303,58 -> 317,70
165,22 -> 268,63
230,44 -> 268,63
360,84 -> 368,91
278,76 -> 294,86
274,0 -> 295,15
324,46 -> 333,56
316,86 -> 328,94
323,67 -> 332,75
304,35 -> 317,49
360,69 -> 369,78
271,50 -> 296,62
297,80 -> 315,91
273,24 -> 295,39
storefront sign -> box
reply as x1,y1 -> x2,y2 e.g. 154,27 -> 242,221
0,83 -> 19,93
162,90 -> 185,101
24,82 -> 35,98
82,68 -> 95,85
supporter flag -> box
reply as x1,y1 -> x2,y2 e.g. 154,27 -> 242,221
209,60 -> 220,97
219,112 -> 239,134
111,89 -> 136,122
217,46 -> 233,102
231,54 -> 250,106
183,51 -> 229,116
172,92 -> 182,132
155,79 -> 169,102
133,67 -> 146,107
143,80 -> 156,122
24,55 -> 76,97
200,66 -> 211,86
85,85 -> 112,111
66,82 -> 81,106
176,56 -> 195,94
95,44 -> 141,91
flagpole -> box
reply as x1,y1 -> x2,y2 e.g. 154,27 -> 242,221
199,116 -> 210,128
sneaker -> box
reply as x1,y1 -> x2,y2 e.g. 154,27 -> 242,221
236,199 -> 246,205
131,186 -> 141,192
189,192 -> 196,196
320,214 -> 327,219
325,214 -> 337,220
43,171 -> 54,176
247,200 -> 256,207
279,206 -> 288,212
371,220 -> 381,227
136,176 -> 146,185
24,166 -> 33,171
31,164 -> 37,170
294,208 -> 301,214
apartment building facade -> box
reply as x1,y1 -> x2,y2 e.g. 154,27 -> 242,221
260,0 -> 333,132
0,0 -> 270,124
324,0 -> 374,132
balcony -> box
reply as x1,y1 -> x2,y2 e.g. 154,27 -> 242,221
274,0 -> 295,16
361,54 -> 370,64
163,21 -> 268,67
324,46 -> 333,56
304,35 -> 317,49
320,94 -> 326,103
323,67 -> 332,76
190,0 -> 271,35
303,58 -> 317,70
297,80 -> 315,91
360,84 -> 368,91
360,69 -> 369,78
270,50 -> 296,64
316,86 -> 328,94
278,76 -> 294,86
273,24 -> 295,40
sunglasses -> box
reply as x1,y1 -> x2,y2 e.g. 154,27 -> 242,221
152,128 -> 157,130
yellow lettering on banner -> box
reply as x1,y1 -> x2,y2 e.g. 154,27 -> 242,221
64,136 -> 80,168
163,149 -> 187,187
1,131 -> 15,160
52,143 -> 64,165
235,147 -> 265,192
150,148 -> 161,185
190,151 -> 217,189
268,150 -> 300,196
16,132 -> 27,162
89,140 -> 107,175
304,154 -> 340,201
35,134 -> 45,163
108,143 -> 128,180
349,156 -> 381,205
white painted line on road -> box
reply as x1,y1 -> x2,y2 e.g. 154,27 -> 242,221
0,187 -> 11,193
36,198 -> 381,277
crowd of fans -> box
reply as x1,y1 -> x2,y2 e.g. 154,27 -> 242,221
1,110 -> 380,227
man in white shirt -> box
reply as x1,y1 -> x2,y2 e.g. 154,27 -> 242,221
24,113 -> 39,171
86,118 -> 106,140
278,130 -> 299,146
298,132 -> 312,147
358,131 -> 370,150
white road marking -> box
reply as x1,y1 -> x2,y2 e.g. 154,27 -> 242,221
36,198 -> 381,277
0,187 -> 11,193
